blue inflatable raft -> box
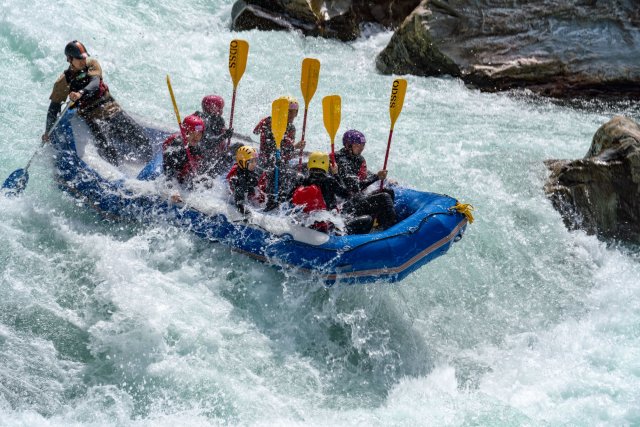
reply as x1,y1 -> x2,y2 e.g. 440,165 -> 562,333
50,109 -> 470,285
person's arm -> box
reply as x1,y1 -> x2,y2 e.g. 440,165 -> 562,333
357,159 -> 382,190
79,75 -> 101,97
162,138 -> 186,180
233,175 -> 249,214
330,174 -> 352,199
359,174 -> 379,191
71,58 -> 103,101
335,156 -> 360,194
43,74 -> 69,140
45,102 -> 62,135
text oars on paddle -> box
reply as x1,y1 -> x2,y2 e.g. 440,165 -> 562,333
298,58 -> 320,171
380,78 -> 407,190
227,39 -> 249,149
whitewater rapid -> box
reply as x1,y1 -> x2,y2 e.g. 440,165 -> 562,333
1,0 -> 640,425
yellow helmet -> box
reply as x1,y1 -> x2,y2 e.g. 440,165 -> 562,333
278,95 -> 299,110
236,145 -> 257,169
307,151 -> 329,172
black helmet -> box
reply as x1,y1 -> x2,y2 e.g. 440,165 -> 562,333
64,40 -> 89,59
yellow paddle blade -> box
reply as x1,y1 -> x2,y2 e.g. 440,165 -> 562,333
389,78 -> 407,129
300,58 -> 320,107
271,97 -> 290,149
229,39 -> 249,88
322,94 -> 341,143
166,74 -> 181,125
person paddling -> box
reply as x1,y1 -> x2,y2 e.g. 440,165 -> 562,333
162,114 -> 205,202
194,94 -> 235,175
43,40 -> 151,165
335,129 -> 397,230
226,146 -> 264,215
254,96 -> 306,209
291,152 -> 373,234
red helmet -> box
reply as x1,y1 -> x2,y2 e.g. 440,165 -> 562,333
202,95 -> 224,115
182,114 -> 205,134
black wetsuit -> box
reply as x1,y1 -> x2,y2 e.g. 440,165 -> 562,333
335,148 -> 397,230
229,166 -> 260,214
194,110 -> 235,175
335,147 -> 379,194
162,135 -> 204,188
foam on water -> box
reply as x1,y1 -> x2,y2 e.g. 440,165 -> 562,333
1,0 -> 640,425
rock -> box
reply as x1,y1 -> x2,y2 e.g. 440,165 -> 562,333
376,0 -> 640,99
544,116 -> 640,242
231,0 -> 422,41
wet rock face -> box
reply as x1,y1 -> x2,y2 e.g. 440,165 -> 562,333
544,116 -> 640,242
376,0 -> 640,99
231,0 -> 421,41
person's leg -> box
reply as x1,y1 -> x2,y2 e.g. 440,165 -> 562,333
110,111 -> 152,160
344,193 -> 397,230
263,168 -> 278,211
366,192 -> 397,229
346,215 -> 373,234
87,119 -> 119,165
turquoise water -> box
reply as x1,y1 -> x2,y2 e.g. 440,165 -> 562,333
2,1 -> 640,425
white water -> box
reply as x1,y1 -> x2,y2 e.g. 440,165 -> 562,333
1,1 -> 640,425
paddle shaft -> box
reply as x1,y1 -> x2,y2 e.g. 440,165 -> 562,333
226,86 -> 237,150
274,149 -> 281,198
298,106 -> 309,171
330,138 -> 336,166
166,76 -> 196,171
26,102 -> 73,170
379,128 -> 394,190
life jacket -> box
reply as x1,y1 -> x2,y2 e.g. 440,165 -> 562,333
64,67 -> 109,111
358,158 -> 368,181
226,164 -> 239,189
163,133 -> 200,183
292,184 -> 332,233
292,185 -> 327,213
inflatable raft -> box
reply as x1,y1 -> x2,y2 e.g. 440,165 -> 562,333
50,109 -> 470,285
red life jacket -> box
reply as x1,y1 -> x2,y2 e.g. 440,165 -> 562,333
358,158 -> 368,181
292,185 -> 331,233
226,163 -> 239,190
254,117 -> 296,164
292,185 -> 327,213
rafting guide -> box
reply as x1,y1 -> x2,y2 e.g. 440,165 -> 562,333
43,40 -> 151,166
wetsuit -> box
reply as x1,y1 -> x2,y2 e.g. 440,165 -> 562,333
291,169 -> 373,234
254,116 -> 298,209
335,147 -> 380,194
194,110 -> 235,175
227,164 -> 261,214
335,147 -> 397,230
162,134 -> 204,188
46,58 -> 151,165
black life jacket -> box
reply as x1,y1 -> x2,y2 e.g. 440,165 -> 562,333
64,66 -> 109,111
